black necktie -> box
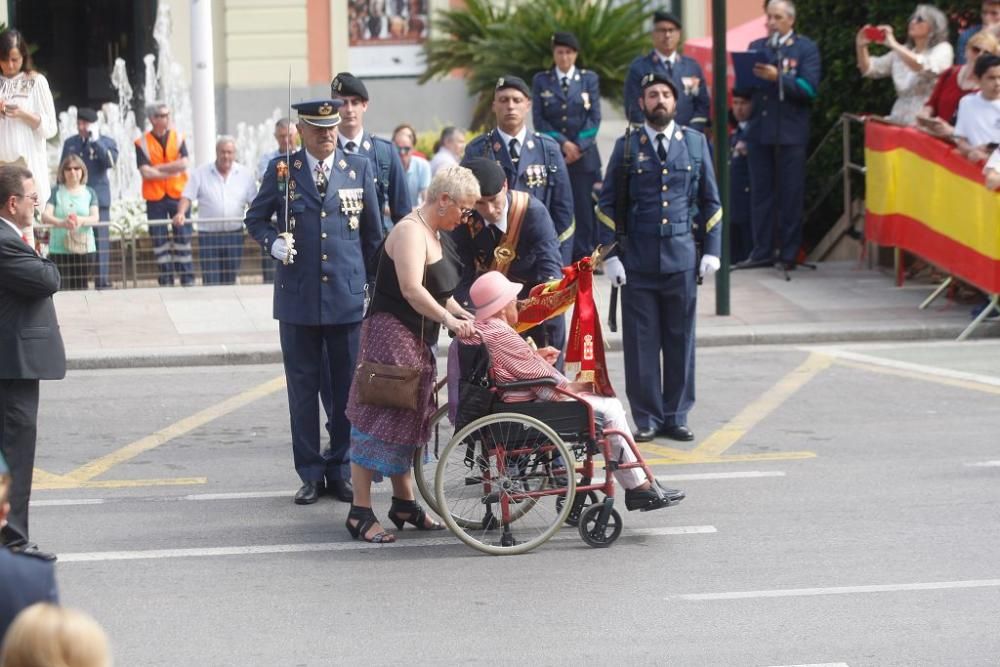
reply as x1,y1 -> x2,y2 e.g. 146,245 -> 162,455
664,60 -> 673,78
561,76 -> 569,94
314,162 -> 328,197
656,133 -> 667,162
345,141 -> 357,153
508,138 -> 519,164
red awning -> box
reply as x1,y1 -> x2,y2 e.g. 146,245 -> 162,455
683,16 -> 768,93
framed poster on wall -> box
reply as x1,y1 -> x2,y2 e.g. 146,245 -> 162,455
348,0 -> 428,77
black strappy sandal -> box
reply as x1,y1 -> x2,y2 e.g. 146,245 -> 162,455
387,497 -> 445,531
346,505 -> 396,543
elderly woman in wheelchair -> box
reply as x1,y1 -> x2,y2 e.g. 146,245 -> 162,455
430,271 -> 683,554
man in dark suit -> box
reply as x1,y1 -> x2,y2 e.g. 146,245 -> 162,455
742,0 -> 821,269
465,76 -> 576,265
0,165 -> 66,561
244,100 -> 383,506
532,32 -> 603,262
451,158 -> 564,350
624,11 -> 711,133
0,453 -> 59,639
60,107 -> 118,289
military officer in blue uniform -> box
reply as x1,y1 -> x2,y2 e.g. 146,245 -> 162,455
244,99 -> 383,506
729,89 -> 754,263
59,107 -> 118,289
742,0 -> 821,269
331,72 -> 411,233
624,11 -> 711,133
598,72 -> 721,443
452,158 -> 564,351
466,75 -> 576,265
532,32 -> 602,263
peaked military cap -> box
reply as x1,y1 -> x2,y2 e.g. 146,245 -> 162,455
292,99 -> 343,127
551,31 -> 580,51
77,107 -> 99,123
640,71 -> 679,98
653,10 -> 682,28
331,72 -> 369,101
462,157 -> 507,197
731,88 -> 754,100
494,75 -> 531,97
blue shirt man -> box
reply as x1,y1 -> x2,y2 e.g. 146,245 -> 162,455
598,72 -> 721,443
533,31 -> 603,262
742,0 -> 821,268
331,72 -> 411,233
60,107 -> 118,289
624,11 -> 711,133
466,75 -> 576,265
244,99 -> 383,506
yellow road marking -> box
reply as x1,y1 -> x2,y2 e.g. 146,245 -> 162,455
834,359 -> 1000,395
34,374 -> 286,489
34,477 -> 208,491
693,352 -> 833,458
645,451 -> 816,466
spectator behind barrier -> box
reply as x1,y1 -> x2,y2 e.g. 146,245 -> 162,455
856,5 -> 953,125
954,53 -> 1000,162
392,124 -> 431,208
916,29 -> 999,139
39,155 -> 99,290
956,0 -> 1000,64
0,604 -> 110,667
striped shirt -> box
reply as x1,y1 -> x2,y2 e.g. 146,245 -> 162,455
465,318 -> 567,402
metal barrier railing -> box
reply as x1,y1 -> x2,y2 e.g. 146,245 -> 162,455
31,217 -> 271,290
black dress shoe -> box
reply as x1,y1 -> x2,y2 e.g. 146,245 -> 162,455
294,481 -> 323,505
660,425 -> 694,441
633,428 -> 658,443
9,542 -> 58,562
327,479 -> 354,503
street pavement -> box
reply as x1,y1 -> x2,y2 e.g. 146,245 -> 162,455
27,339 -> 1000,665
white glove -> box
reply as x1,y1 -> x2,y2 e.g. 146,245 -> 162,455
270,237 -> 297,264
699,254 -> 720,278
604,256 -> 627,286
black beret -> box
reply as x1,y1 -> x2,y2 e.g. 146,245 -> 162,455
653,10 -> 682,28
462,157 -> 507,197
640,71 -> 679,99
77,107 -> 98,123
331,72 -> 369,101
731,88 -> 754,100
551,31 -> 580,51
494,75 -> 531,97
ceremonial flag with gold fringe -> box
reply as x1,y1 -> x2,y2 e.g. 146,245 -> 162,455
514,252 -> 615,397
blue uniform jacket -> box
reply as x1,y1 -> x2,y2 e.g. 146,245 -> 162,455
60,134 -> 119,209
465,129 -> 575,250
744,33 -> 821,146
532,67 -> 602,174
244,148 -> 383,326
624,52 -> 711,132
350,132 -> 412,227
0,549 -> 59,639
598,126 -> 722,280
449,192 -> 563,307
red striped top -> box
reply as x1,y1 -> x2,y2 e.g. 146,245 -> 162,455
464,318 -> 568,402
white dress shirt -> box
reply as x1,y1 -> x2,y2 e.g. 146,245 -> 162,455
183,161 -> 258,232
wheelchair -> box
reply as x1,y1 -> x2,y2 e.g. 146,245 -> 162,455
413,340 -> 673,556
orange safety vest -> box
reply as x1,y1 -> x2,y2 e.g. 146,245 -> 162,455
136,130 -> 188,201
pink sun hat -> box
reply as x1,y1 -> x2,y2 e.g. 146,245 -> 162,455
470,271 -> 522,320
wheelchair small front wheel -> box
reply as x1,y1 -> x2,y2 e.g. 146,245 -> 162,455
578,502 -> 622,548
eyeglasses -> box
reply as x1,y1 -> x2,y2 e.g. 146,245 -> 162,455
459,207 -> 475,221
397,146 -> 412,154
910,15 -> 926,23
12,192 -> 39,203
153,112 -> 170,118
971,46 -> 984,55
64,166 -> 83,172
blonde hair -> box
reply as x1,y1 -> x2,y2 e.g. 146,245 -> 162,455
56,154 -> 88,187
0,604 -> 111,667
426,165 -> 481,204
968,29 -> 1000,56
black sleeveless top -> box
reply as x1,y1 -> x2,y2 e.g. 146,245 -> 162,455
368,233 -> 462,345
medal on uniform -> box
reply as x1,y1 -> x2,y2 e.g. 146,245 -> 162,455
526,139 -> 535,150
493,141 -> 502,153
276,160 -> 289,193
338,159 -> 347,170
293,159 -> 302,170
339,188 -> 364,230
581,91 -> 591,110
362,140 -> 371,151
675,131 -> 683,141
639,134 -> 648,145
349,169 -> 356,180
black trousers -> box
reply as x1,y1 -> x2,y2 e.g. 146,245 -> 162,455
0,378 -> 40,547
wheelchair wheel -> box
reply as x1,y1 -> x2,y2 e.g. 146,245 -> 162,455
435,413 -> 576,555
578,502 -> 622,548
557,488 -> 600,527
413,405 -> 453,518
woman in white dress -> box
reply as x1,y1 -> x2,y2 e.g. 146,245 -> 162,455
0,29 -> 57,246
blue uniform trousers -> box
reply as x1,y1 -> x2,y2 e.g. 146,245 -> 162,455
279,321 -> 358,483
569,168 -> 600,262
197,230 -> 244,285
747,142 -> 807,264
93,206 -> 111,288
620,270 -> 697,430
146,198 -> 194,286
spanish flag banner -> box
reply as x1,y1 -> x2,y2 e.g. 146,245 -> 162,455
515,255 -> 615,397
864,121 -> 1000,294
